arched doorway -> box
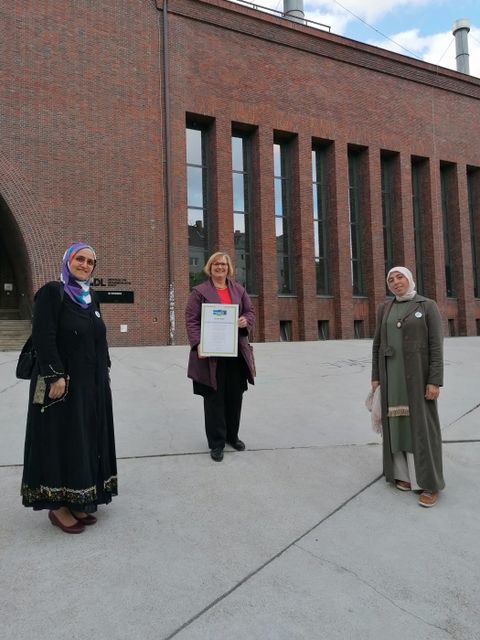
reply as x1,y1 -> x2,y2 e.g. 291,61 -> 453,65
0,194 -> 31,320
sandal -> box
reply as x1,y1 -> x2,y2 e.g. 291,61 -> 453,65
395,480 -> 411,491
418,491 -> 438,508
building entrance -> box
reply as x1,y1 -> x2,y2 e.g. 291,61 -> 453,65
0,236 -> 19,315
0,195 -> 30,319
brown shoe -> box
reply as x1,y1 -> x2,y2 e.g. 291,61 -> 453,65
395,480 -> 411,491
418,491 -> 439,508
71,511 -> 97,525
48,510 -> 85,534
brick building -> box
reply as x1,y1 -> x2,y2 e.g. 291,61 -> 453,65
1,0 -> 480,346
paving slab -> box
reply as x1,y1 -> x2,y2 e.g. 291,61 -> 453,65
2,337 -> 479,465
0,337 -> 479,640
1,445 -> 380,640
443,406 -> 480,441
173,441 -> 480,640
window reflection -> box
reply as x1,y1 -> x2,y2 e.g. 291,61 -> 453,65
411,161 -> 425,295
467,168 -> 480,298
275,217 -> 283,238
312,184 -> 318,217
441,165 -> 455,297
274,180 -> 283,216
348,151 -> 365,296
232,173 -> 245,212
312,146 -> 330,295
187,125 -> 209,288
232,137 -> 244,172
273,143 -> 282,176
188,208 -> 204,227
232,131 -> 255,292
274,140 -> 294,294
186,129 -> 202,165
381,155 -> 395,292
234,212 -> 245,235
187,166 -> 204,208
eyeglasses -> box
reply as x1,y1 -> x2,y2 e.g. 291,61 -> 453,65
212,262 -> 228,267
74,256 -> 96,267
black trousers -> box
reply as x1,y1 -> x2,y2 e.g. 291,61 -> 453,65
203,357 -> 247,450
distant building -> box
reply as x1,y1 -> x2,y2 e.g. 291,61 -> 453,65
1,0 -> 479,344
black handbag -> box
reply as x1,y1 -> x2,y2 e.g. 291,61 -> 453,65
16,336 -> 36,380
15,284 -> 64,380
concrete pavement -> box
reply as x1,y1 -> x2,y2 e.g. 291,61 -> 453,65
0,338 -> 479,639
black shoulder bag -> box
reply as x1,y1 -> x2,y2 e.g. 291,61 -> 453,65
15,286 -> 64,380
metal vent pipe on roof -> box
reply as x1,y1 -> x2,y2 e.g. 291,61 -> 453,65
452,18 -> 471,75
283,0 -> 305,24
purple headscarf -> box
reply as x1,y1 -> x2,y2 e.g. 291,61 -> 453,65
60,242 -> 97,308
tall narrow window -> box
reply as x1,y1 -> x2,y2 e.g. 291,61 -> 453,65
467,167 -> 480,298
312,145 -> 330,295
274,141 -> 294,294
232,132 -> 255,292
411,160 -> 425,294
381,155 -> 394,280
440,164 -> 455,297
348,151 -> 365,295
186,125 -> 210,288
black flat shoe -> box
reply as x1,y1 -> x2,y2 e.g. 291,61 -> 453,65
210,448 -> 224,462
228,439 -> 245,451
48,510 -> 85,534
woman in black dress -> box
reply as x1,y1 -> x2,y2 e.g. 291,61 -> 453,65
21,242 -> 117,533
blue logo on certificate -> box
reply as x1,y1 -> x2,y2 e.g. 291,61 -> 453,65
213,309 -> 227,317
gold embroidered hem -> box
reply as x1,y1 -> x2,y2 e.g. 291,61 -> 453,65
388,405 -> 410,417
21,476 -> 118,507
104,475 -> 118,493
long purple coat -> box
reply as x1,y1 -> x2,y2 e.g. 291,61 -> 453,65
185,278 -> 256,391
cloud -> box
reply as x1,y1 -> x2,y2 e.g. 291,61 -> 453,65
230,0 -> 434,24
368,27 -> 480,77
228,1 -> 480,77
306,0 -> 433,24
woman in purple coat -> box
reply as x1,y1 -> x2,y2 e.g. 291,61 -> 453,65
185,252 -> 256,461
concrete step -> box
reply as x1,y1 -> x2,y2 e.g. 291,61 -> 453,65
0,320 -> 32,351
0,320 -> 31,328
0,309 -> 21,320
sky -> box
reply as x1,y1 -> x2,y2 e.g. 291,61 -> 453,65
230,0 -> 480,77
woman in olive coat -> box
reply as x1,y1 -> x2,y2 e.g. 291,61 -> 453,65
371,267 -> 444,507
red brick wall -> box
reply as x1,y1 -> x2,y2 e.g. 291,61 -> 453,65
166,0 -> 480,340
1,0 -> 480,344
1,0 -> 169,345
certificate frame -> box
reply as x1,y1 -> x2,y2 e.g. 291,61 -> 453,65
200,303 -> 239,357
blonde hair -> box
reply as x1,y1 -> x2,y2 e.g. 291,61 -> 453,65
203,252 -> 234,278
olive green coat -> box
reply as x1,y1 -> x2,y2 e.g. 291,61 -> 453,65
372,295 -> 445,491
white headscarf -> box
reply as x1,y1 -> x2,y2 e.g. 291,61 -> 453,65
387,266 -> 417,301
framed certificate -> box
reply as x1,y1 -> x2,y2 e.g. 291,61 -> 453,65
200,303 -> 239,357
